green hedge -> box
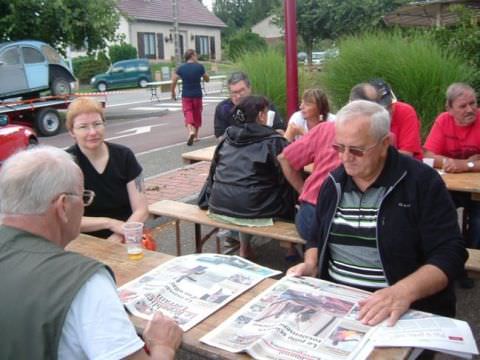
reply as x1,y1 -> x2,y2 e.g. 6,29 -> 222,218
319,32 -> 476,138
72,53 -> 110,84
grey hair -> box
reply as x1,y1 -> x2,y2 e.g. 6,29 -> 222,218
227,71 -> 251,88
336,100 -> 391,141
446,83 -> 476,108
0,146 -> 81,215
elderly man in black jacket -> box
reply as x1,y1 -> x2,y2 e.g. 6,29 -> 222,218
288,100 -> 467,327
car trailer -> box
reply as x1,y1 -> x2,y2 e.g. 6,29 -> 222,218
0,95 -> 105,136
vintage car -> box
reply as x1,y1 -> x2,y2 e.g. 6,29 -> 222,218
0,114 -> 38,166
0,40 -> 76,99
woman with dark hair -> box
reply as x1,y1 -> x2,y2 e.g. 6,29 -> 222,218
285,88 -> 335,142
172,49 -> 209,145
199,95 -> 296,258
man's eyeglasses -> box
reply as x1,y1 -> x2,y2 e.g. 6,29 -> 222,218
64,190 -> 95,206
332,142 -> 380,157
73,122 -> 105,132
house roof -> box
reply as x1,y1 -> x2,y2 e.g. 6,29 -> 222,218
118,0 -> 226,28
384,0 -> 480,27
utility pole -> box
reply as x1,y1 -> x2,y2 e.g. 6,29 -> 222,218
172,0 -> 181,65
284,0 -> 298,120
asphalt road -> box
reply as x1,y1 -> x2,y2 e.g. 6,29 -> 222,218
40,84 -> 225,176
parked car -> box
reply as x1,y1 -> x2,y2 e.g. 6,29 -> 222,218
305,48 -> 339,66
0,40 -> 76,99
0,114 -> 38,166
90,59 -> 153,92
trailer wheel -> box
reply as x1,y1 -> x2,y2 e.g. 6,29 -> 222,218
35,108 -> 61,136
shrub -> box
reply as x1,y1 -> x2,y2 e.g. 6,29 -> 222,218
226,30 -> 267,61
109,43 -> 137,63
236,48 -> 310,119
319,31 -> 476,138
72,53 -> 110,84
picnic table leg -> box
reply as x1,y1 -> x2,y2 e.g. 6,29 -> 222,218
195,223 -> 202,253
175,220 -> 181,256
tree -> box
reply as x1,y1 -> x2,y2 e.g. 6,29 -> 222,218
273,0 -> 409,64
0,0 -> 119,54
214,0 -> 280,39
226,30 -> 267,60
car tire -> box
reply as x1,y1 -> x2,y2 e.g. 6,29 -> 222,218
97,82 -> 107,92
138,78 -> 148,88
51,77 -> 72,96
35,108 -> 61,136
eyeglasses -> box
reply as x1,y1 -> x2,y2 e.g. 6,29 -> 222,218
73,122 -> 105,132
332,142 -> 380,157
64,190 -> 96,206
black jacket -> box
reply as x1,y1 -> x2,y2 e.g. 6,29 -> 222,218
309,147 -> 467,317
205,122 -> 295,220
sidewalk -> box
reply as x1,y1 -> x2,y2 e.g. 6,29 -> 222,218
145,161 -> 210,204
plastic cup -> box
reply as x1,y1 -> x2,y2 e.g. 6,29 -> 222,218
422,158 -> 434,168
266,110 -> 275,127
123,222 -> 144,260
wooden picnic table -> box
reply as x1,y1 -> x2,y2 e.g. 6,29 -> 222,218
182,145 -> 314,173
440,171 -> 480,200
66,234 -> 411,360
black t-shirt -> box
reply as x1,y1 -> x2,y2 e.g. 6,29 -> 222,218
66,142 -> 142,238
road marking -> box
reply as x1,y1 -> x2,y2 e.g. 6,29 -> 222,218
106,124 -> 166,141
137,135 -> 215,158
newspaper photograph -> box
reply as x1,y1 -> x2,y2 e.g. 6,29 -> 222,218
201,276 -> 479,360
201,276 -> 375,360
117,253 -> 281,331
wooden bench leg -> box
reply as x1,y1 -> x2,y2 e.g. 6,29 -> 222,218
175,220 -> 181,256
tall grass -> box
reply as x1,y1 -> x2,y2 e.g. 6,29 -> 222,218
237,48 -> 311,118
319,32 -> 476,138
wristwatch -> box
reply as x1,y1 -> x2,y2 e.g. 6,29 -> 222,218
467,161 -> 475,170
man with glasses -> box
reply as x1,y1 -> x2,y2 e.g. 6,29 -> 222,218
0,146 -> 182,359
214,72 -> 285,138
288,100 -> 466,328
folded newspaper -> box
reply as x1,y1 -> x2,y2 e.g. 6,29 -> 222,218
117,253 -> 281,331
201,276 -> 479,360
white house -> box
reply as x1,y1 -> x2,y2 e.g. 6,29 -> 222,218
251,15 -> 283,45
117,0 -> 226,61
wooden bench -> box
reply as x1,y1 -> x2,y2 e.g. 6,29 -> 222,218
149,199 -> 304,256
466,248 -> 480,278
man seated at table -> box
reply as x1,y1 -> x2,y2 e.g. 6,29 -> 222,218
0,146 -> 182,359
214,71 -> 285,138
424,83 -> 480,248
349,79 -> 423,159
288,100 -> 467,326
278,112 -> 340,249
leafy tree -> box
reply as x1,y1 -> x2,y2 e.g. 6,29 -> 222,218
273,0 -> 409,64
0,0 -> 119,54
214,0 -> 280,39
109,43 -> 138,64
226,30 -> 267,61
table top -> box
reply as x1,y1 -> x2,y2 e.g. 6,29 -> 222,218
440,171 -> 480,194
66,234 -> 410,360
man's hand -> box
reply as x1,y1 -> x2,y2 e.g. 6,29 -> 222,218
107,232 -> 125,244
357,284 -> 412,326
287,262 -> 317,277
143,312 -> 183,359
443,158 -> 468,173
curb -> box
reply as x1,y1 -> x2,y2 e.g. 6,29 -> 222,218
105,109 -> 169,121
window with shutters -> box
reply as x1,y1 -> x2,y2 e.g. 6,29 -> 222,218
194,36 -> 209,57
137,32 -> 156,59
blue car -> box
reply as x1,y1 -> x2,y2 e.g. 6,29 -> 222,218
0,40 -> 76,99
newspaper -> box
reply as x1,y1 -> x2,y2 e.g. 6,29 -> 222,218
201,276 -> 479,360
117,253 -> 280,331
